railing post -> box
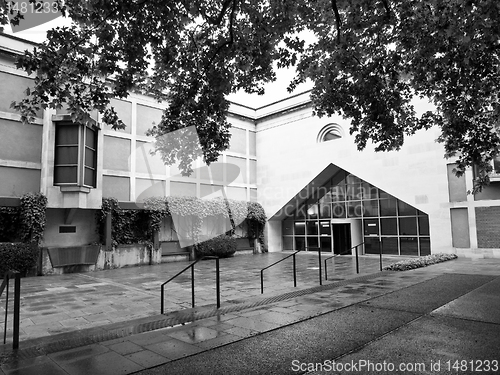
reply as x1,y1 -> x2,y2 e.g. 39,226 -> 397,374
13,272 -> 20,350
3,276 -> 8,345
293,253 -> 297,288
355,245 -> 359,274
379,238 -> 383,271
161,286 -> 164,314
191,264 -> 195,308
260,270 -> 264,294
318,249 -> 322,286
215,257 -> 220,309
324,258 -> 328,280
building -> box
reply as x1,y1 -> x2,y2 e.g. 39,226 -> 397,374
1,32 -> 500,274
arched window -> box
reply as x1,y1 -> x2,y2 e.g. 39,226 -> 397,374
317,124 -> 344,143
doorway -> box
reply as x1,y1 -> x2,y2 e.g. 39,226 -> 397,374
332,223 -> 351,254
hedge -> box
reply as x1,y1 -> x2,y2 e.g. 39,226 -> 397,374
195,235 -> 237,258
0,242 -> 39,277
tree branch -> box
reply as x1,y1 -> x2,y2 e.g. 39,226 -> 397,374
206,0 -> 237,69
331,0 -> 342,43
196,0 -> 234,25
381,0 -> 391,20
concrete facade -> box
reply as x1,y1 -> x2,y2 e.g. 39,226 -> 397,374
1,33 -> 500,263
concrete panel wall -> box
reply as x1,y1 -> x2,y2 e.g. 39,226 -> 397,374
42,208 -> 99,247
0,166 -> 40,196
0,119 -> 42,163
254,104 -> 451,253
450,208 -> 471,248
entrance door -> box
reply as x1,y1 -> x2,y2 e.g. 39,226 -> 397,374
332,223 -> 351,254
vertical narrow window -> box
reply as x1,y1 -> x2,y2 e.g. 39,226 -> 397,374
54,122 -> 98,188
54,125 -> 79,184
84,126 -> 97,187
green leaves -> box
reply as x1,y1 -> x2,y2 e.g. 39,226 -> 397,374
19,192 -> 47,244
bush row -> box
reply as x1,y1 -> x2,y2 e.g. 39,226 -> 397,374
383,253 -> 458,271
195,235 -> 237,258
0,242 -> 39,278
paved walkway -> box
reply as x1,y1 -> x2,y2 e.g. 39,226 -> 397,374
0,253 -> 499,374
1,252 -> 390,341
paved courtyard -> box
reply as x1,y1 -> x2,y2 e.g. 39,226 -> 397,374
1,252 -> 394,342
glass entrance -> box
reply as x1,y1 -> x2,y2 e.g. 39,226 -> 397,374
281,170 -> 431,256
332,223 -> 351,254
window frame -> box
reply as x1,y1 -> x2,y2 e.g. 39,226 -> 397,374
491,156 -> 500,181
54,121 -> 98,189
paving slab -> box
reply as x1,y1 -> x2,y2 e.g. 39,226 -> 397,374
432,276 -> 500,324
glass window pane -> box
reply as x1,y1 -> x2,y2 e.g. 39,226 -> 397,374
84,148 -> 96,168
420,238 -> 431,255
400,237 -> 418,255
330,185 -> 346,201
56,125 -> 79,145
295,204 -> 306,219
346,184 -> 362,200
54,166 -> 78,184
418,216 -> 430,235
399,217 -> 417,235
381,218 -> 397,235
55,146 -> 79,165
346,174 -> 361,184
362,200 -> 379,217
85,127 -> 96,148
380,198 -> 397,216
364,237 -> 380,254
398,200 -> 417,216
307,237 -> 319,249
320,237 -> 332,252
319,192 -> 333,204
364,219 -> 379,236
494,155 -> 500,174
283,236 -> 293,250
379,190 -> 390,199
361,183 -> 378,199
319,203 -> 331,218
295,237 -> 305,251
319,221 -> 330,235
347,201 -> 362,217
294,222 -> 305,235
307,203 -> 319,219
282,220 -> 293,235
306,221 -> 318,235
332,202 -> 346,218
381,237 -> 399,254
84,167 -> 96,187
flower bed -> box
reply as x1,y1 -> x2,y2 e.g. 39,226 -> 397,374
384,253 -> 458,271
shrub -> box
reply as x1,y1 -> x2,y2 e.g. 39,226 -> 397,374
384,253 -> 458,271
195,235 -> 237,258
0,243 -> 39,277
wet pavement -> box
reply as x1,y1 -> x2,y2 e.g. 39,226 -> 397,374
0,252 -> 389,341
0,253 -> 499,374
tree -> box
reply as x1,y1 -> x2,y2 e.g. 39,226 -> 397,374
1,0 -> 499,190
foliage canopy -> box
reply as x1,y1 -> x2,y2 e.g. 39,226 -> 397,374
1,0 -> 500,189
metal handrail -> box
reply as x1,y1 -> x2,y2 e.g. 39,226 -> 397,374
260,250 -> 301,294
324,243 -> 365,280
260,248 -> 323,294
160,256 -> 220,314
1,270 -> 20,350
